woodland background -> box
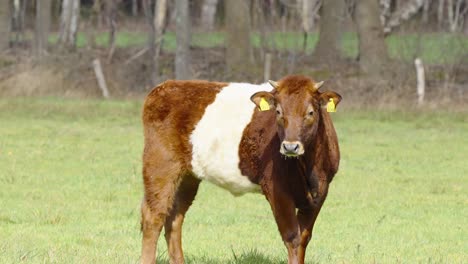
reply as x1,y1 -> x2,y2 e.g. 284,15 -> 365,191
0,0 -> 467,107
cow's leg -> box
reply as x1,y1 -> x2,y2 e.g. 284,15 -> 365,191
140,151 -> 184,264
164,173 -> 200,264
296,208 -> 316,262
141,199 -> 161,264
296,181 -> 329,263
269,192 -> 301,264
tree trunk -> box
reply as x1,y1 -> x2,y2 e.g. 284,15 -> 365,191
438,0 -> 445,28
34,0 -> 51,57
59,0 -> 80,49
422,0 -> 431,23
96,0 -> 104,28
380,0 -> 392,26
448,0 -> 455,30
465,4 -> 468,34
383,0 -> 425,33
132,0 -> 138,16
154,0 -> 168,58
201,0 -> 218,31
448,0 -> 465,32
12,0 -> 26,46
225,0 -> 252,78
107,0 -> 117,62
0,0 -> 9,50
143,0 -> 158,85
87,0 -> 101,49
155,0 -> 167,36
355,0 -> 390,76
175,0 -> 191,79
302,0 -> 319,33
252,0 -> 267,59
312,0 -> 345,64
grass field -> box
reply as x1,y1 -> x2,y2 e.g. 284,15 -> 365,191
0,98 -> 467,263
48,31 -> 468,65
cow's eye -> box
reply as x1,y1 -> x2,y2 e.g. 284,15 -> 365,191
308,110 -> 314,116
276,110 -> 281,115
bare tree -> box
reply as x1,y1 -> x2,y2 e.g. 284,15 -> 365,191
301,0 -> 320,33
34,0 -> 51,57
465,4 -> 468,33
447,0 -> 468,32
59,0 -> 80,49
12,0 -> 27,46
155,0 -> 167,35
383,0 -> 425,33
422,0 -> 431,23
132,0 -> 138,16
106,0 -> 118,61
312,0 -> 345,64
201,0 -> 218,31
175,0 -> 191,79
154,0 -> 168,57
354,0 -> 390,76
143,0 -> 158,85
380,0 -> 392,25
301,0 -> 320,50
0,0 -> 9,50
438,0 -> 446,28
225,0 -> 252,78
95,0 -> 104,28
86,0 -> 101,49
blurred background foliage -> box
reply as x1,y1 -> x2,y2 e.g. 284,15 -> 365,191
0,0 -> 466,107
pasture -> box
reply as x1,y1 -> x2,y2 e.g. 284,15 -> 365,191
0,98 -> 466,263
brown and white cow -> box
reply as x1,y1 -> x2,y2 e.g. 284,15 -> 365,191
140,75 -> 342,264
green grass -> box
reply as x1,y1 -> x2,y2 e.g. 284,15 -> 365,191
0,98 -> 467,263
48,31 -> 468,65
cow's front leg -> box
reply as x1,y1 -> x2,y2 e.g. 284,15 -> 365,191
268,191 -> 301,264
297,180 -> 329,263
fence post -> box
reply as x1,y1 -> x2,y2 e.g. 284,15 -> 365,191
414,58 -> 425,106
93,59 -> 110,99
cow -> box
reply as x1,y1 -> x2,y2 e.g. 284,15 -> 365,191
140,75 -> 342,264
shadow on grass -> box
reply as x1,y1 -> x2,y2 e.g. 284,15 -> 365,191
157,249 -> 287,264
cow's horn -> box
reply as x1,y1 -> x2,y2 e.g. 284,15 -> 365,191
268,80 -> 279,89
314,81 -> 324,90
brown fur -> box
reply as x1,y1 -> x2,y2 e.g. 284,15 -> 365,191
240,75 -> 341,263
140,76 -> 341,264
140,80 -> 226,264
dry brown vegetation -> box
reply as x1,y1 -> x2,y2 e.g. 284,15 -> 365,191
1,45 -> 466,111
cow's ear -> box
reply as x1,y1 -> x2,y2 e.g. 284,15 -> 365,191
319,91 -> 342,110
250,91 -> 276,111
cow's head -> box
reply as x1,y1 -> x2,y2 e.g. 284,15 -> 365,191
250,75 -> 341,157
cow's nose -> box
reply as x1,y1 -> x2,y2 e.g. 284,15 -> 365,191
281,141 -> 304,156
283,142 -> 299,152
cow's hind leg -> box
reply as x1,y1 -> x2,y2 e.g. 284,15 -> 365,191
141,153 -> 185,264
164,173 -> 200,264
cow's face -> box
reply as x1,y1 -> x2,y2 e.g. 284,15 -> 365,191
251,77 -> 341,157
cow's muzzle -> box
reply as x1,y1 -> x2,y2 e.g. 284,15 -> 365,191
280,141 -> 305,157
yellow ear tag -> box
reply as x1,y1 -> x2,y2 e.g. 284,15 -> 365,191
259,98 -> 270,111
327,98 -> 336,112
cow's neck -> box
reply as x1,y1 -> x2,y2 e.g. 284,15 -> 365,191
306,109 -> 340,183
